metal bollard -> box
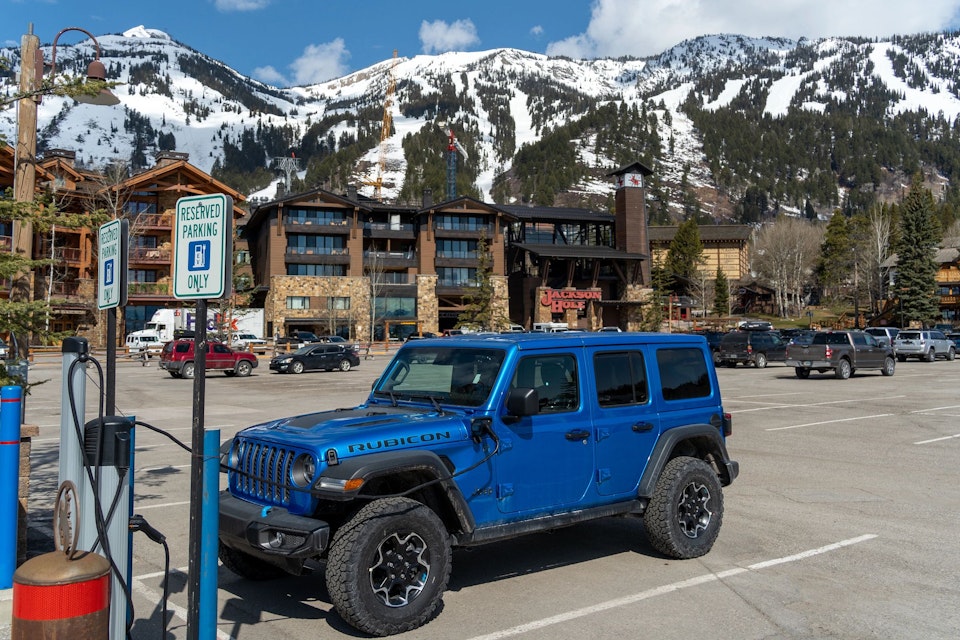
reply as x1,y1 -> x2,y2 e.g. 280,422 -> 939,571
1,385 -> 23,589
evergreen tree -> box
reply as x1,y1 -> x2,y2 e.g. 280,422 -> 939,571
664,219 -> 704,295
713,267 -> 730,317
642,257 -> 669,331
816,211 -> 852,302
895,174 -> 942,326
457,233 -> 508,330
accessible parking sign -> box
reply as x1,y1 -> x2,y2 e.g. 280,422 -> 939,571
173,194 -> 233,299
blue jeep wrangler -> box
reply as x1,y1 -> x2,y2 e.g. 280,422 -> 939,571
219,332 -> 738,636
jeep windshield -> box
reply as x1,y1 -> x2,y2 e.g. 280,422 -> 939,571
373,346 -> 506,408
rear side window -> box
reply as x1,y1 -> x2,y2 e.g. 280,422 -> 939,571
656,348 -> 710,401
594,352 -> 649,407
899,332 -> 920,340
511,354 -> 579,413
175,342 -> 190,353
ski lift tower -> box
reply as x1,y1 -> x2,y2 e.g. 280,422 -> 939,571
273,153 -> 300,193
446,129 -> 468,200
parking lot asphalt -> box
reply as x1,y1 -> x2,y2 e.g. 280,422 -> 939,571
3,353 -> 959,639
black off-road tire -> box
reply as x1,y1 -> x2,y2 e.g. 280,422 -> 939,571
235,360 -> 253,377
754,353 -> 767,368
795,367 -> 810,379
834,359 -> 852,379
881,357 -> 896,376
326,497 -> 451,637
645,456 -> 723,559
218,542 -> 285,580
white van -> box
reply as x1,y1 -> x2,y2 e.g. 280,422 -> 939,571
125,332 -> 163,356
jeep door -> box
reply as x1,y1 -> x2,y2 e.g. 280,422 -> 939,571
589,348 -> 660,496
495,353 -> 594,513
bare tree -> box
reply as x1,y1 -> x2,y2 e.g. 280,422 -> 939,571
861,205 -> 894,315
752,217 -> 823,317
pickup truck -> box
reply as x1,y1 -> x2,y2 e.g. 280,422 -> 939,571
785,330 -> 896,379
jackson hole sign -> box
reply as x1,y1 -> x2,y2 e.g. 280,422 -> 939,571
540,289 -> 602,313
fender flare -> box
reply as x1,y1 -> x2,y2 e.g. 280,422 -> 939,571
637,424 -> 738,498
317,450 -> 476,532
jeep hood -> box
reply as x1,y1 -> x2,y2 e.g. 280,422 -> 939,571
234,405 -> 471,454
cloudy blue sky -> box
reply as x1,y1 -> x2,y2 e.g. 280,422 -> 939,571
4,0 -> 960,87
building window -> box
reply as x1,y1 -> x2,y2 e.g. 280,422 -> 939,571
128,269 -> 157,283
287,234 -> 346,254
437,239 -> 478,258
235,250 -> 250,264
329,297 -> 350,310
436,214 -> 488,232
375,297 -> 416,320
438,267 -> 477,287
287,296 -> 309,310
287,208 -> 347,225
286,264 -> 347,276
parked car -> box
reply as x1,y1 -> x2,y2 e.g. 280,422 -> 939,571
717,330 -> 787,368
405,331 -> 439,341
947,332 -> 960,349
893,330 -> 956,361
864,327 -> 901,352
598,326 -> 623,332
269,343 -> 360,373
231,333 -> 268,352
159,339 -> 258,379
785,330 -> 896,379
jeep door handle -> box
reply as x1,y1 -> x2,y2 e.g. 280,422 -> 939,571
565,429 -> 590,441
632,422 -> 654,432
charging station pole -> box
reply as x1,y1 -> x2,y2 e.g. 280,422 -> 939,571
173,194 -> 233,640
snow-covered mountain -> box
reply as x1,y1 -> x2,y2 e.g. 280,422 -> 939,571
2,26 -> 960,214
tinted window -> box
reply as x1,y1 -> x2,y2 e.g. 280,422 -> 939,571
899,332 -> 920,340
656,348 -> 710,401
594,352 -> 649,407
852,333 -> 867,346
511,354 -> 579,413
175,342 -> 190,353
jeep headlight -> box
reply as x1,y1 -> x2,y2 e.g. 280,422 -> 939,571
292,453 -> 317,487
219,441 -> 239,472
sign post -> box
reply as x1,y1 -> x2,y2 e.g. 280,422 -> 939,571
97,218 -> 128,415
173,194 -> 232,640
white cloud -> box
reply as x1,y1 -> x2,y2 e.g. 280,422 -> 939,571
548,0 -> 960,59
530,25 -> 544,38
419,19 -> 480,54
290,39 -> 350,85
213,0 -> 270,10
252,65 -> 287,86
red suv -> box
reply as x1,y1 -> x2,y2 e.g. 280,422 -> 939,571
159,339 -> 258,379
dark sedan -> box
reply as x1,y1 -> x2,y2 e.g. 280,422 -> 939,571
269,343 -> 360,374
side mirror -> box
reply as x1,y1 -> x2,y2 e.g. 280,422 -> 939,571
506,387 -> 539,418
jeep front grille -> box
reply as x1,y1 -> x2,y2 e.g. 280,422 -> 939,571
233,440 -> 295,506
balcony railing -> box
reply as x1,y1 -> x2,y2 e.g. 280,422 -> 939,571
129,247 -> 171,263
437,279 -> 479,288
46,281 -> 83,298
436,251 -> 478,259
128,281 -> 171,296
366,222 -> 414,232
132,213 -> 173,229
286,247 -> 349,256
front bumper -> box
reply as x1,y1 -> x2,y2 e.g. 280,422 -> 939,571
219,491 -> 329,559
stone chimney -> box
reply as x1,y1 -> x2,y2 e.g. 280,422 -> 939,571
154,151 -> 189,167
607,161 -> 654,285
346,184 -> 358,201
423,188 -> 433,208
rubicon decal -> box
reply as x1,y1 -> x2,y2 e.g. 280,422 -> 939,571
347,431 -> 452,453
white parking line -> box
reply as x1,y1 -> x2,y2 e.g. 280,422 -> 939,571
464,534 -> 877,640
911,404 -> 960,413
132,574 -> 235,640
133,500 -> 191,510
766,414 -> 892,431
732,396 -> 904,414
914,433 -> 960,445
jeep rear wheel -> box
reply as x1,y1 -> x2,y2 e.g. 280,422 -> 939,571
645,456 -> 723,559
326,497 -> 451,636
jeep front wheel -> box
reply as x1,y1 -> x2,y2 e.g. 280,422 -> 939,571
645,456 -> 723,559
326,497 -> 451,636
